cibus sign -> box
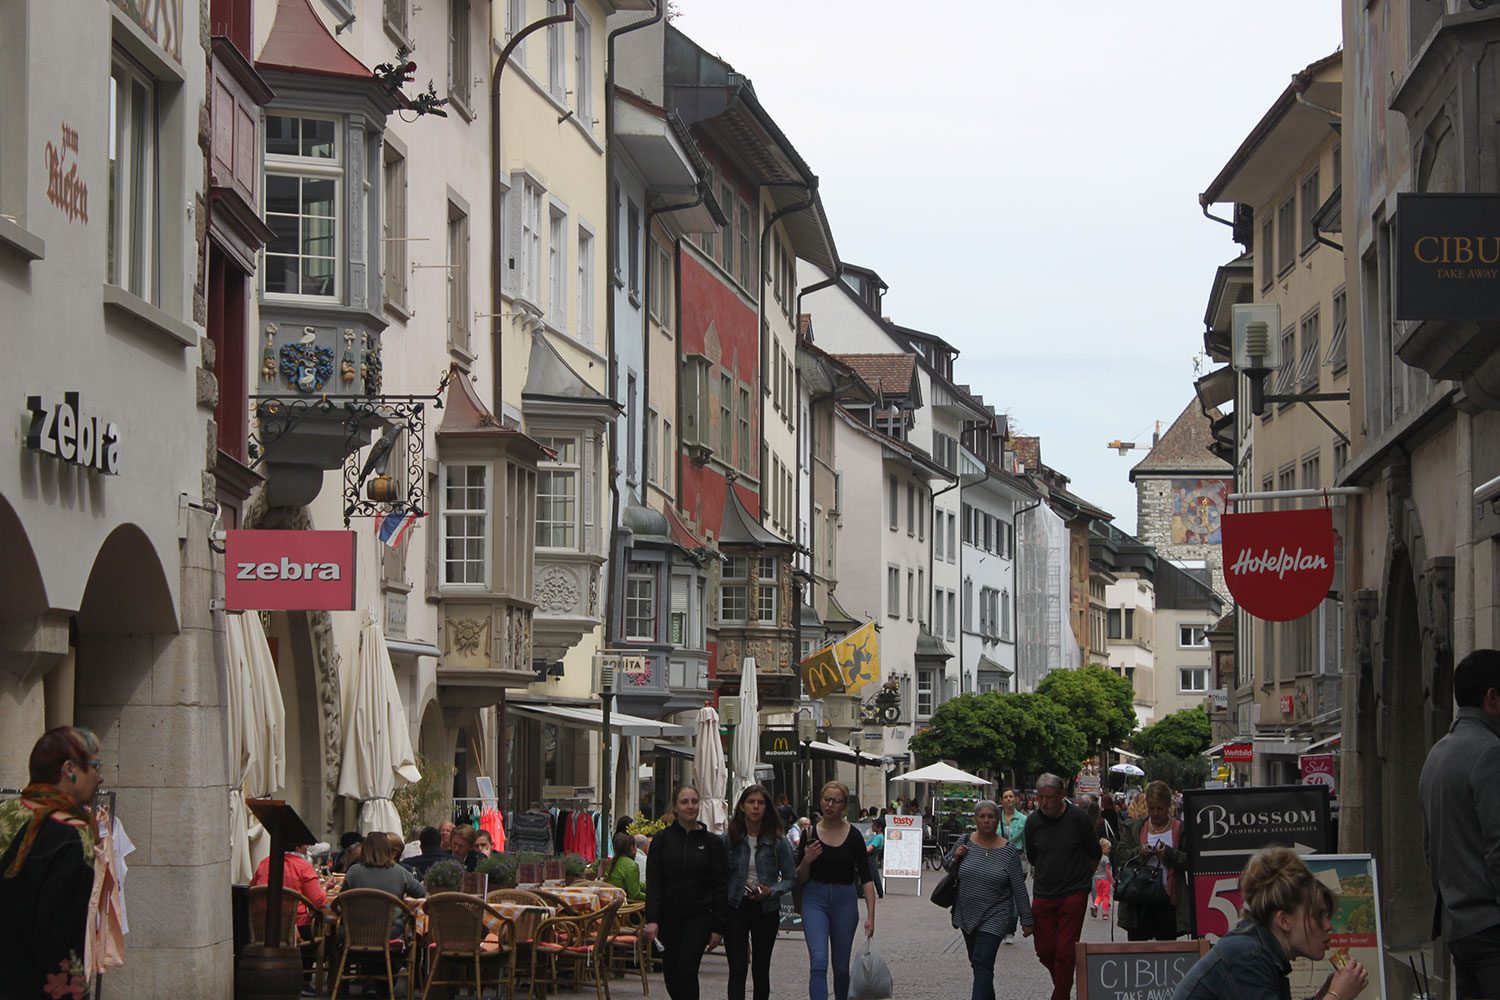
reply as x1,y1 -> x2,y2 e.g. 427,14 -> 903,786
225,530 -> 356,611
1221,507 -> 1335,622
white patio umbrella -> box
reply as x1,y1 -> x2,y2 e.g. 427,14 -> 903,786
692,705 -> 729,833
1109,763 -> 1146,778
888,761 -> 991,787
337,613 -> 422,834
225,610 -> 286,883
729,657 -> 759,807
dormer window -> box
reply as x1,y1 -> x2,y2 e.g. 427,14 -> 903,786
264,114 -> 341,299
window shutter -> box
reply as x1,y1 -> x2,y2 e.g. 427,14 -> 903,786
503,178 -> 522,298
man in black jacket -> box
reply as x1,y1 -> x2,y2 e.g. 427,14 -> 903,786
1025,773 -> 1101,1000
402,825 -> 455,878
644,786 -> 729,1000
1421,649 -> 1500,999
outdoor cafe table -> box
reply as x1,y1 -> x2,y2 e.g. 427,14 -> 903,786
518,884 -> 627,913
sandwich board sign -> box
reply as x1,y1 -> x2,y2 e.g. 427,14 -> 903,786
882,814 -> 924,895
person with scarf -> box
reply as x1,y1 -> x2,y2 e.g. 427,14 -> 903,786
0,727 -> 104,1000
1114,780 -> 1190,940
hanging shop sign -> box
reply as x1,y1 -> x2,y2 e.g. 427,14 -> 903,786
1221,508 -> 1335,622
759,728 -> 799,761
798,621 -> 881,699
25,392 -> 121,474
1396,193 -> 1500,321
224,530 -> 357,611
1223,742 -> 1254,763
1300,753 -> 1337,794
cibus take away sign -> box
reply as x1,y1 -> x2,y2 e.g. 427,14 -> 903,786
225,530 -> 357,611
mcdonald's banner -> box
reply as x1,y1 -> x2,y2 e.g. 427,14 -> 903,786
761,729 -> 799,760
799,621 -> 880,699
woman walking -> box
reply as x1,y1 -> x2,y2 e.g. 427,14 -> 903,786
644,784 -> 728,1000
798,781 -> 876,1000
1116,780 -> 1189,941
723,784 -> 796,1000
944,799 -> 1033,1000
1174,846 -> 1369,1000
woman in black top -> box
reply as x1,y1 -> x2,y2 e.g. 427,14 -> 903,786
644,784 -> 729,1000
797,781 -> 876,1000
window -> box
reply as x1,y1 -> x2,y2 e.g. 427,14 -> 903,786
381,144 -> 407,310
546,0 -> 565,102
447,201 -> 470,352
681,356 -> 709,445
505,0 -> 525,50
887,565 -> 900,618
1274,325 -> 1298,399
721,556 -> 749,623
627,198 -> 641,299
535,436 -> 578,548
772,236 -> 783,304
737,387 -> 751,470
962,504 -> 973,543
519,178 -> 543,305
1326,286 -> 1348,373
719,373 -> 733,459
934,512 -> 944,561
917,568 -> 925,623
934,588 -> 945,638
1179,624 -> 1209,648
576,225 -> 594,344
738,201 -> 753,289
889,477 -> 899,530
1107,608 -> 1123,640
963,578 -> 973,631
1260,218 -> 1273,290
1179,667 -> 1210,693
720,183 -> 734,274
384,0 -> 409,41
448,0 -> 472,111
947,513 -> 957,563
646,408 -> 658,485
624,561 -> 656,640
907,483 -> 915,535
947,591 -> 956,641
441,464 -> 488,586
661,419 -> 672,492
1000,589 -> 1010,640
1277,195 -> 1296,274
1301,450 -> 1321,504
1300,168 -> 1320,252
1298,309 -> 1320,390
547,203 -> 566,327
906,570 -> 915,621
626,374 -> 637,483
1334,439 -> 1349,474
264,114 -> 338,299
757,557 -> 777,624
109,53 -> 161,302
573,13 -> 592,126
917,668 -> 936,719
918,494 -> 926,541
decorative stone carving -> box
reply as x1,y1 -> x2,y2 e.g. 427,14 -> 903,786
535,565 -> 581,615
588,568 -> 599,617
449,617 -> 487,657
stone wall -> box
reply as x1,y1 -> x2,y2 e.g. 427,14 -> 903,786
1136,477 -> 1230,602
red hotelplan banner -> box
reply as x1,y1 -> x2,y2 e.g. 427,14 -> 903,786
225,530 -> 357,611
1221,507 -> 1336,622
1223,742 -> 1254,763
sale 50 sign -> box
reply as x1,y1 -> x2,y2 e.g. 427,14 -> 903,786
225,530 -> 357,611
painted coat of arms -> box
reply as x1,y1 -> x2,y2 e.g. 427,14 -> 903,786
280,342 -> 336,393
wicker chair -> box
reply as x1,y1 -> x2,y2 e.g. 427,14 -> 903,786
246,886 -> 334,996
530,898 -> 621,1000
529,888 -> 576,915
329,888 -> 417,1000
605,901 -> 651,995
488,888 -> 547,906
419,892 -> 517,1000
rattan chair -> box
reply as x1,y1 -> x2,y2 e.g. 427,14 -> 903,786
246,885 -> 334,995
419,892 -> 518,1000
530,898 -> 621,1000
329,888 -> 417,1000
488,888 -> 547,906
529,888 -> 576,915
605,900 -> 650,995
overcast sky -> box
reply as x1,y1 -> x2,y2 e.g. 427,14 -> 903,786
672,2 -> 1344,534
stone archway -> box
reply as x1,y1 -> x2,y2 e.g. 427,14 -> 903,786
0,493 -> 58,787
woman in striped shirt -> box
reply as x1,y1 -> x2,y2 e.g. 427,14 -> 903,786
944,799 -> 1034,1000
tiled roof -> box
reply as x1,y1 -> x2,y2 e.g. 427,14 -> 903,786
832,354 -> 916,397
1011,436 -> 1041,473
257,0 -> 374,81
1129,401 -> 1233,478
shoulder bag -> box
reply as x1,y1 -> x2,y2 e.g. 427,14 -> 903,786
1114,852 -> 1168,906
929,836 -> 969,909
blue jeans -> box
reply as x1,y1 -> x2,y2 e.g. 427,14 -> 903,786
963,930 -> 1002,1000
801,880 -> 859,1000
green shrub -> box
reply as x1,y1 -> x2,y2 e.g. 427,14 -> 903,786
423,859 -> 465,892
476,852 -> 517,888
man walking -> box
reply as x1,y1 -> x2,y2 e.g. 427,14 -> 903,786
1024,773 -> 1100,1000
1420,649 -> 1500,999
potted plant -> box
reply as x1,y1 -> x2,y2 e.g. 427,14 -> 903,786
477,852 -> 517,889
423,859 -> 464,893
562,852 -> 587,880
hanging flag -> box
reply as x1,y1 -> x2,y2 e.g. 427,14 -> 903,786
799,621 -> 880,699
375,510 -> 421,548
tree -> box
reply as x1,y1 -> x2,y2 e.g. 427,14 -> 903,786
909,691 -> 1089,787
1132,708 -> 1213,759
909,692 -> 1013,776
1142,754 -> 1212,791
1036,665 -> 1137,768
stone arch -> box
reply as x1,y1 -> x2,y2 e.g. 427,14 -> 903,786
76,522 -> 177,636
0,493 -> 47,618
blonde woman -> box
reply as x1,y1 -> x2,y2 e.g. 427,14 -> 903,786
797,781 -> 875,1000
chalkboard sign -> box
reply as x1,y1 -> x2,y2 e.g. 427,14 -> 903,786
509,811 -> 555,856
1075,941 -> 1210,1000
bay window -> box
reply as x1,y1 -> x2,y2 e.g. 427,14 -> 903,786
535,435 -> 579,548
625,561 -> 657,640
264,114 -> 340,299
441,463 -> 488,586
917,668 -> 936,719
757,556 -> 777,624
721,556 -> 749,623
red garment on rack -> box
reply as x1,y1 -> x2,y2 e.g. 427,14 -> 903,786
572,812 -> 596,863
480,808 -> 504,853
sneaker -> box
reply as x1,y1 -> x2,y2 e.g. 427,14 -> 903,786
1001,935 -> 1015,946
1090,904 -> 1098,918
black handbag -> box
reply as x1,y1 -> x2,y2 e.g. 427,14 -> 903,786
1114,853 -> 1169,906
929,837 -> 969,908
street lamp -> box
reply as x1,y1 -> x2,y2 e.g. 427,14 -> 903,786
796,708 -> 816,815
851,730 -> 864,814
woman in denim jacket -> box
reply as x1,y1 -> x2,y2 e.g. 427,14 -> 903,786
722,784 -> 797,1000
1174,847 -> 1369,1000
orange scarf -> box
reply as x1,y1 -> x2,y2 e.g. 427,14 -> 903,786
3,783 -> 90,878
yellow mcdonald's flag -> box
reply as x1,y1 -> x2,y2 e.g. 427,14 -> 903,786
800,645 -> 845,700
834,622 -> 880,696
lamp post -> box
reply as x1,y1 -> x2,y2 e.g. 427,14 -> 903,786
796,708 -> 816,816
851,730 -> 864,814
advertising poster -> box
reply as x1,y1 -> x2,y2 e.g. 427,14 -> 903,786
1300,753 -> 1337,794
883,815 -> 923,881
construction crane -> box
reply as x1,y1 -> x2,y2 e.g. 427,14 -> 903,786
1107,420 -> 1163,457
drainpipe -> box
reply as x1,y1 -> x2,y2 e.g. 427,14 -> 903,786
956,461 -> 992,693
600,1 -> 663,861
929,472 -> 958,691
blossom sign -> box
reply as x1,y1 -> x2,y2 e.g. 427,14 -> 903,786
1221,507 -> 1335,622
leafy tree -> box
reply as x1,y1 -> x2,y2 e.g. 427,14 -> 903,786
393,753 -> 455,831
909,691 -> 1088,787
909,692 -> 1011,776
1132,708 -> 1213,759
1036,665 -> 1137,768
1142,753 -> 1212,791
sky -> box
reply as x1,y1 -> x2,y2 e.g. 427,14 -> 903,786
671,1 -> 1345,534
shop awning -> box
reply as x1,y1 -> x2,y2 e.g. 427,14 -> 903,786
808,739 -> 886,766
1112,747 -> 1142,760
1302,733 -> 1341,755
1254,735 -> 1312,756
509,703 -> 692,738
386,638 -> 441,658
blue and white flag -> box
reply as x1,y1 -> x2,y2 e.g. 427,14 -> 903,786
375,510 -> 420,548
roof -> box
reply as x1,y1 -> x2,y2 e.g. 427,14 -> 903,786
256,0 -> 374,81
435,363 -> 552,462
824,590 -> 860,629
718,483 -> 794,550
832,354 -> 917,398
1011,436 -> 1041,474
522,333 -> 619,412
1129,401 -> 1234,480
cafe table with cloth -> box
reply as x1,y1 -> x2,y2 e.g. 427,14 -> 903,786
520,883 -> 627,913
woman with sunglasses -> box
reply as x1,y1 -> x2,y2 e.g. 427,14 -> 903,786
798,781 -> 876,1000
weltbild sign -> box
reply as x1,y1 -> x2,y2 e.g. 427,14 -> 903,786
224,530 -> 356,611
1396,193 -> 1500,321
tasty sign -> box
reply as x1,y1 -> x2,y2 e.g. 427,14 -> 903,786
1221,508 -> 1335,622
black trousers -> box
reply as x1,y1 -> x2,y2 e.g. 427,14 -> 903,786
725,897 -> 780,1000
1452,923 -> 1500,1000
1125,900 -> 1180,941
659,912 -> 714,1000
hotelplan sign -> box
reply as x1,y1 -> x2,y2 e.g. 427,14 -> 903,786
1396,193 -> 1500,321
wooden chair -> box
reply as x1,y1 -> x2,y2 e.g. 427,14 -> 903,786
605,901 -> 650,995
246,885 -> 334,996
530,899 -> 621,1000
419,892 -> 517,1000
329,888 -> 417,1000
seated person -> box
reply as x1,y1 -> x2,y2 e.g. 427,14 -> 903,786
343,829 -> 426,937
402,826 -> 455,878
332,831 -> 363,874
450,826 -> 480,872
251,842 -> 329,933
601,833 -> 645,900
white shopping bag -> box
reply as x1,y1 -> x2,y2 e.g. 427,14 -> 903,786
849,934 -> 893,1000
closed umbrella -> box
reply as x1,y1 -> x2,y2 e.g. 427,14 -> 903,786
337,613 -> 421,834
693,705 -> 728,833
729,657 -> 759,806
226,610 -> 286,883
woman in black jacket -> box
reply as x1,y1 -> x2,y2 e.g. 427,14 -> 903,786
645,784 -> 730,1000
